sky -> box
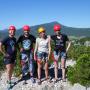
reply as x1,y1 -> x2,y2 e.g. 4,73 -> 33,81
0,0 -> 90,30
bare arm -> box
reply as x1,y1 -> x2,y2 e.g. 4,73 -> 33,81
66,41 -> 71,53
34,39 -> 38,60
48,36 -> 51,60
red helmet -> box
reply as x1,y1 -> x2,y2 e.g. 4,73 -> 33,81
23,25 -> 30,31
9,26 -> 16,31
53,24 -> 61,32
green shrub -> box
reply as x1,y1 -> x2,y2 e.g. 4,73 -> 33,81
67,54 -> 90,87
67,66 -> 77,84
67,45 -> 90,60
13,50 -> 22,77
0,53 -> 5,70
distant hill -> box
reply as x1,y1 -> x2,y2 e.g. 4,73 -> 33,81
0,21 -> 90,40
30,21 -> 90,37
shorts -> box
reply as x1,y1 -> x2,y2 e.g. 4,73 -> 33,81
37,52 -> 48,62
53,51 -> 66,62
4,57 -> 15,65
21,51 -> 34,75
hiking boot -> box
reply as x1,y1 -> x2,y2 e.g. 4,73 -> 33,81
37,79 -> 41,85
7,81 -> 12,90
23,80 -> 28,85
30,77 -> 35,83
45,77 -> 52,83
54,79 -> 59,83
62,78 -> 66,82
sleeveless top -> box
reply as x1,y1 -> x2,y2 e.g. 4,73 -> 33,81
36,36 -> 50,53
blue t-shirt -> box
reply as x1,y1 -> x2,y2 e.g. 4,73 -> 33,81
17,34 -> 36,52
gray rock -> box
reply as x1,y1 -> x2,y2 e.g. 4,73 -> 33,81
69,83 -> 86,90
87,87 -> 90,90
0,60 -> 90,90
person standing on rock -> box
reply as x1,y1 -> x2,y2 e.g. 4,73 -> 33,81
34,27 -> 51,85
0,26 -> 17,89
17,25 -> 36,83
51,24 -> 71,82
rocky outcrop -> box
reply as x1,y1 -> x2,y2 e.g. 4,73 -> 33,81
0,60 -> 89,90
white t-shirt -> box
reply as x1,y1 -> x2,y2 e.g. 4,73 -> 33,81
36,36 -> 50,53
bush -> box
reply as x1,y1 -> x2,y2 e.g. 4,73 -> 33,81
0,53 -> 5,70
67,45 -> 90,60
67,54 -> 90,87
13,50 -> 22,77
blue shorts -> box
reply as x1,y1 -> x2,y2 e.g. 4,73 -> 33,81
21,51 -> 34,75
37,52 -> 48,62
53,51 -> 66,62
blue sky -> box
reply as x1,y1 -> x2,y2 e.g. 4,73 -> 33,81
0,0 -> 90,29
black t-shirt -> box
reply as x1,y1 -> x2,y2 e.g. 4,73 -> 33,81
17,34 -> 36,51
51,34 -> 69,51
1,36 -> 17,55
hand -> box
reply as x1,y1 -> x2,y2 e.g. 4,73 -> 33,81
66,49 -> 68,53
4,53 -> 10,58
47,55 -> 50,61
20,48 -> 24,52
34,55 -> 37,61
20,60 -> 25,66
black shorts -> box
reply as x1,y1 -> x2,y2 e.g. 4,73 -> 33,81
4,58 -> 15,65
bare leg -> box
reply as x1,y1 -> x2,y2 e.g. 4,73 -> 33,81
37,60 -> 42,80
61,58 -> 66,81
45,62 -> 49,79
6,64 -> 14,82
54,61 -> 58,80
